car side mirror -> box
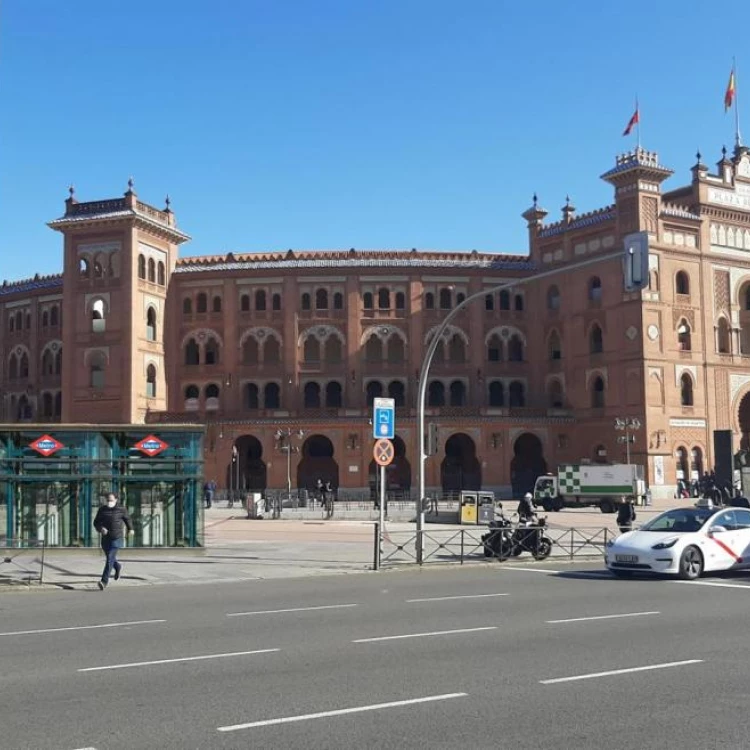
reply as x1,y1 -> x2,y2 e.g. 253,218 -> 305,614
709,525 -> 727,536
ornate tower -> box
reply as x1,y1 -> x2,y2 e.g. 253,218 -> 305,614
48,182 -> 190,423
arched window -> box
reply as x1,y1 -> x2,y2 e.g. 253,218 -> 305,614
147,258 -> 155,283
691,447 -> 704,479
424,292 -> 435,310
378,288 -> 390,309
447,334 -> 466,363
325,381 -> 343,407
15,311 -> 22,330
205,337 -> 220,365
245,383 -> 259,409
487,334 -> 502,362
90,351 -> 106,389
488,381 -> 504,407
54,348 -> 62,375
717,318 -> 731,354
499,290 -> 510,310
676,446 -> 689,481
42,349 -> 54,376
301,293 -> 311,311
146,307 -> 157,341
183,297 -> 193,315
514,294 -> 524,311
680,373 -> 694,406
263,337 -> 280,364
427,381 -> 445,406
255,290 -> 266,311
509,381 -> 525,407
304,337 -> 320,363
395,292 -> 405,310
315,289 -> 328,310
591,376 -> 605,408
93,257 -> 104,278
243,337 -> 259,365
42,310 -> 49,328
365,335 -> 383,362
196,293 -> 207,313
184,384 -> 200,405
42,392 -> 53,418
547,285 -> 560,311
20,352 -> 28,378
363,292 -> 373,310
676,271 -> 690,295
157,261 -> 165,285
240,294 -> 250,312
8,316 -> 13,333
508,334 -> 524,362
91,299 -> 106,333
212,296 -> 222,313
457,292 -> 466,305
485,294 -> 494,311
548,331 -> 562,360
388,380 -> 406,407
79,258 -> 90,278
272,293 -> 282,311
25,313 -> 30,330
333,292 -> 344,310
50,306 -> 59,327
588,276 -> 602,302
677,320 -> 692,351
548,379 -> 564,408
745,286 -> 750,311
205,383 -> 220,409
54,392 -> 62,417
324,336 -> 343,364
589,324 -> 603,354
185,339 -> 200,365
8,354 -> 18,379
449,380 -> 466,406
303,382 -> 321,408
366,380 -> 384,404
264,382 -> 281,409
387,336 -> 404,363
439,288 -> 452,309
146,364 -> 157,398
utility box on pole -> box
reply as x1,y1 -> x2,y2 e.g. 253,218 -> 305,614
425,423 -> 439,456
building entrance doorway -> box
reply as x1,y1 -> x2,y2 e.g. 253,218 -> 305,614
297,435 -> 339,492
441,433 -> 481,491
510,433 -> 547,496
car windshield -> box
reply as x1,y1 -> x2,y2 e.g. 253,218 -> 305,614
639,508 -> 714,533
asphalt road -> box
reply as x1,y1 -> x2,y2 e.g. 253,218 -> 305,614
3,562 -> 750,750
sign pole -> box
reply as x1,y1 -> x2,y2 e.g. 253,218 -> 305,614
379,464 -> 385,530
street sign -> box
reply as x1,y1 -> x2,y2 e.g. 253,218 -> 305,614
29,434 -> 64,457
134,434 -> 169,457
372,397 -> 395,439
373,438 -> 395,466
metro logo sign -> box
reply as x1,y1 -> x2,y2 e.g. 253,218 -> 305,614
29,434 -> 64,457
134,434 -> 169,457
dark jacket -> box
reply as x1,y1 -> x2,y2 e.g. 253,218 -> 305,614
93,504 -> 133,540
616,502 -> 636,526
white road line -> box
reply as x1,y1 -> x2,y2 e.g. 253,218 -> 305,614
353,626 -> 496,643
501,567 -> 562,574
0,619 -> 166,637
540,659 -> 703,685
78,648 -> 279,673
546,611 -> 659,624
226,604 -> 358,617
217,692 -> 468,732
675,580 -> 750,590
406,593 -> 509,603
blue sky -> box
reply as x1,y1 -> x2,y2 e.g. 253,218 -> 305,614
0,0 -> 745,281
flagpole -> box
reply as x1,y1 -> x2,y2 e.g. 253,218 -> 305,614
636,96 -> 641,149
735,58 -> 742,148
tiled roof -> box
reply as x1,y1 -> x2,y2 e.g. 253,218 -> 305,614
538,209 -> 616,238
661,206 -> 701,221
48,210 -> 135,224
0,274 -> 63,298
175,249 -> 534,273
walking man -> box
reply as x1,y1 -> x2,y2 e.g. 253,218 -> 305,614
616,496 -> 636,534
93,493 -> 134,590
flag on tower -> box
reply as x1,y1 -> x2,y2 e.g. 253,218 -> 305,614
725,67 -> 736,112
623,106 -> 639,136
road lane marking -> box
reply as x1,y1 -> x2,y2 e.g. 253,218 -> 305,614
546,611 -> 659,624
501,567 -> 562,574
217,692 -> 468,732
675,580 -> 750,590
78,648 -> 279,672
0,619 -> 166,637
540,659 -> 703,685
226,604 -> 358,617
406,593 -> 509,603
353,626 -> 496,643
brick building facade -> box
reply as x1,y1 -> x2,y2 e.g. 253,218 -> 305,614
4,145 -> 750,499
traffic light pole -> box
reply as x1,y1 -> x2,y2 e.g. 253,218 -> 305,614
416,248 -> 633,563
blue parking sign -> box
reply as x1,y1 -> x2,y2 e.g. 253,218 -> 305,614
373,397 -> 395,440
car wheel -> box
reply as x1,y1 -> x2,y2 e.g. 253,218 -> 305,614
552,498 -> 565,512
600,500 -> 613,514
678,546 -> 703,580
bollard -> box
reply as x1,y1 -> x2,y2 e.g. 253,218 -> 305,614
373,522 -> 380,571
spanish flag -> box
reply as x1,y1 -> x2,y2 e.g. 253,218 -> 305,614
725,68 -> 736,112
623,106 -> 639,136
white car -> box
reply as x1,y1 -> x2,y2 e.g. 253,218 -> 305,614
605,504 -> 750,579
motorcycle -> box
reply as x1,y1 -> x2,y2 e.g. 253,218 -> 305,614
508,515 -> 553,560
481,516 -> 513,559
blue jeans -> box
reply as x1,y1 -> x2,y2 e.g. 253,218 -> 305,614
101,536 -> 124,584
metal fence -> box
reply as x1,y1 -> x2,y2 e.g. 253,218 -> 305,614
373,524 -> 613,570
0,538 -> 47,586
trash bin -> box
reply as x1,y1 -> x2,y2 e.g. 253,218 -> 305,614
477,492 -> 495,525
246,492 -> 264,519
459,491 -> 478,525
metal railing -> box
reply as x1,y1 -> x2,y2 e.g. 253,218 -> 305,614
373,524 -> 612,570
0,538 -> 47,586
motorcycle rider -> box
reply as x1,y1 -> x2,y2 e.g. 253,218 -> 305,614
517,492 -> 536,523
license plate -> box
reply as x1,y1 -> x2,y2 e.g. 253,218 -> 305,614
616,555 -> 638,563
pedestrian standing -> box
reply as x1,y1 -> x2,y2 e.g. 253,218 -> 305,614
93,493 -> 134,590
325,481 -> 334,518
316,478 -> 324,509
429,494 -> 439,515
203,479 -> 216,509
616,496 -> 636,534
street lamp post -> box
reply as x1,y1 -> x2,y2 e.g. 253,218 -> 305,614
275,428 -> 304,517
614,417 -> 641,465
416,248 -> 628,563
231,444 -> 239,508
